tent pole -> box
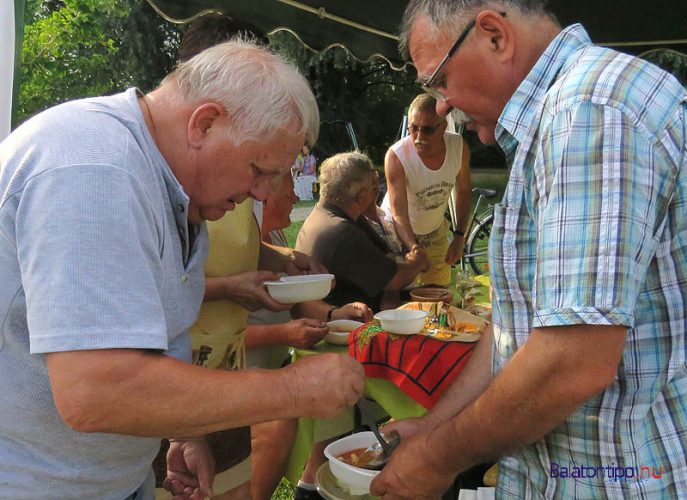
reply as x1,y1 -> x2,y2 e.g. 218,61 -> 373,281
1,0 -> 20,140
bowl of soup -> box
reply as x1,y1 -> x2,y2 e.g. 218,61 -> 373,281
323,431 -> 381,495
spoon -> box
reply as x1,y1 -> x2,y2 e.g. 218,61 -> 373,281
355,399 -> 401,469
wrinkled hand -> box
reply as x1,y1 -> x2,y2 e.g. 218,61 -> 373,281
286,353 -> 364,418
223,271 -> 291,312
286,250 -> 329,276
444,235 -> 464,265
163,438 -> 215,500
331,302 -> 373,322
406,247 -> 430,273
370,431 -> 456,500
284,318 -> 329,349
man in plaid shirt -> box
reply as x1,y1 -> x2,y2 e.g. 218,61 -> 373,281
371,1 -> 687,498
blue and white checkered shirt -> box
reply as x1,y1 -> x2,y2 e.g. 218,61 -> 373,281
490,24 -> 687,498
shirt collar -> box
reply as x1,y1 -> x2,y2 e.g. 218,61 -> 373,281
321,201 -> 355,222
495,24 -> 592,151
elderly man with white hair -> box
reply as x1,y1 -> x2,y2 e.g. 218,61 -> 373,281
370,1 -> 687,499
0,40 -> 365,499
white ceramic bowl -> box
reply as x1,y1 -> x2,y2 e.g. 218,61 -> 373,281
264,274 -> 334,304
324,431 -> 380,495
373,309 -> 428,335
325,319 -> 364,345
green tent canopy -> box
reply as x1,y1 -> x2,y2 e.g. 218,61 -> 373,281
147,0 -> 687,66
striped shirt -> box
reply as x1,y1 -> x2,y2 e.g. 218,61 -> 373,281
490,24 -> 687,498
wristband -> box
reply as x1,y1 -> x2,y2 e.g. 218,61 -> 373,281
453,229 -> 465,237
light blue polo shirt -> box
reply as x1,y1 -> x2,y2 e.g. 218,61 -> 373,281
0,89 -> 207,498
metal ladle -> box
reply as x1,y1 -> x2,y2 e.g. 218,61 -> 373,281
355,399 -> 401,469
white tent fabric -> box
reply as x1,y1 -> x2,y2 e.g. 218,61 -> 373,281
1,0 -> 16,141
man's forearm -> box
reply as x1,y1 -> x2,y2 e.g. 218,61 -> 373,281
423,325 -> 627,473
422,325 -> 493,427
392,216 -> 417,251
244,324 -> 287,349
46,348 -> 360,438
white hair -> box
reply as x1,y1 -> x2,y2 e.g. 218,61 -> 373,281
320,151 -> 375,207
165,38 -> 319,146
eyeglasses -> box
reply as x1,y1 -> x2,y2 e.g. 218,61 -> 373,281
407,123 -> 444,135
418,12 -> 506,101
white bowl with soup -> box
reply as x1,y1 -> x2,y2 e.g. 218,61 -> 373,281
323,431 -> 381,495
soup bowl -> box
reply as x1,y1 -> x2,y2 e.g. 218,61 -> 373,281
323,431 -> 380,495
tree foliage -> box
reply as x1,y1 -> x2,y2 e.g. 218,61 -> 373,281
270,31 -> 418,164
643,49 -> 687,85
18,0 -> 180,124
16,2 -> 686,167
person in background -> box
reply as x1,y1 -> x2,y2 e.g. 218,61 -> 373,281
0,37 -> 365,500
297,151 -> 429,312
248,172 -> 373,500
294,145 -> 319,201
301,145 -> 317,177
382,93 -> 471,288
371,1 -> 687,498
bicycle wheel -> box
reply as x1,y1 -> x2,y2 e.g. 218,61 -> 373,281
466,214 -> 492,275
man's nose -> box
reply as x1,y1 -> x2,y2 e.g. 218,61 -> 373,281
435,100 -> 453,117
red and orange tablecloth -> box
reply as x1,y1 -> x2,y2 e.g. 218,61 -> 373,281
349,322 -> 476,409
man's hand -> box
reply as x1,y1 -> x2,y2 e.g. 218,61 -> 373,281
163,438 -> 215,500
283,318 -> 329,349
370,430 -> 456,499
285,353 -> 365,418
444,235 -> 464,265
379,417 -> 425,441
331,302 -> 373,322
206,271 -> 292,312
406,246 -> 430,273
287,250 -> 329,276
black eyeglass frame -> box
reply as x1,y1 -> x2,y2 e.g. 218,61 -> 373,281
418,11 -> 506,100
407,123 -> 445,135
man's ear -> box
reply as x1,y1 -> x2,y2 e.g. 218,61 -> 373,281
187,102 -> 225,148
475,10 -> 513,61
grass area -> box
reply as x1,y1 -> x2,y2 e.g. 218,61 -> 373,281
272,478 -> 294,499
285,199 -> 316,247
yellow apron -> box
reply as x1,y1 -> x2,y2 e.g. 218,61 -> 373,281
189,200 -> 260,370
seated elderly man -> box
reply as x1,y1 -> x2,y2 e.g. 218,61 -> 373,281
296,152 -> 429,312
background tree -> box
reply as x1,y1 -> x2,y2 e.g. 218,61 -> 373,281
18,0 -> 180,124
17,1 -> 685,168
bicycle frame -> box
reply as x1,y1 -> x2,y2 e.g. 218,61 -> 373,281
457,187 -> 497,273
